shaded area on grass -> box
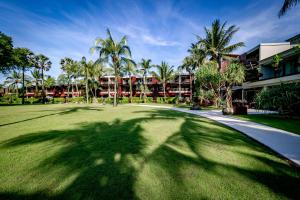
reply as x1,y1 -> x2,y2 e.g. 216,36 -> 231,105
0,108 -> 299,199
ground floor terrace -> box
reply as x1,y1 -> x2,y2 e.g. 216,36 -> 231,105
0,104 -> 299,199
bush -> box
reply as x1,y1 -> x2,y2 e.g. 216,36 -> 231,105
255,83 -> 300,115
0,94 -> 22,104
53,97 -> 66,104
25,97 -> 40,104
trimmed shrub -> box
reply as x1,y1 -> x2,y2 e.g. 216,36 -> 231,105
53,97 -> 66,104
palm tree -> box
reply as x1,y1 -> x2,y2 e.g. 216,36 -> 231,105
31,69 -> 41,95
91,29 -> 133,107
122,58 -> 137,103
33,54 -> 51,103
197,19 -> 244,71
179,57 -> 195,100
139,59 -> 153,103
279,0 -> 300,17
5,70 -> 22,96
60,58 -> 74,99
153,62 -> 174,100
12,48 -> 34,104
44,76 -> 56,96
81,57 -> 90,103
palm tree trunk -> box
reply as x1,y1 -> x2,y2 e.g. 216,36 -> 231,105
22,66 -> 25,104
189,73 -> 193,101
163,81 -> 166,101
129,74 -> 132,103
179,73 -> 181,99
226,86 -> 233,109
143,74 -> 146,103
113,75 -> 117,107
108,77 -> 111,98
85,68 -> 89,104
41,69 -> 45,103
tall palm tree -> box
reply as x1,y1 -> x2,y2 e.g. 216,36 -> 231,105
139,59 -> 153,103
81,57 -> 90,103
5,70 -> 22,96
60,58 -> 74,99
122,58 -> 137,103
12,48 -> 34,104
91,29 -> 133,107
197,19 -> 244,71
179,57 -> 196,100
31,69 -> 41,95
33,54 -> 51,103
279,0 -> 300,17
153,62 -> 174,100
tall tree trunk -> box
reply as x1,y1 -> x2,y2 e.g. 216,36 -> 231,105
75,78 -> 78,97
67,80 -> 70,102
85,68 -> 89,104
189,73 -> 193,100
113,75 -> 117,107
143,74 -> 146,103
85,69 -> 89,104
179,74 -> 181,99
41,69 -> 45,104
217,56 -> 222,72
129,74 -> 132,103
163,81 -> 166,101
71,83 -> 74,98
226,86 -> 233,109
22,66 -> 25,104
108,77 -> 111,98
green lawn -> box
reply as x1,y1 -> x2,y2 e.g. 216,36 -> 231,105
0,104 -> 299,199
234,114 -> 300,135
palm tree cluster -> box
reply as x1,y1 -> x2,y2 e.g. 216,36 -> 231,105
4,52 -> 53,104
91,29 -> 175,106
181,19 -> 245,109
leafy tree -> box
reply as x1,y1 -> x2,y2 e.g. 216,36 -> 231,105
222,62 -> 245,109
153,62 -> 174,100
272,54 -> 283,76
44,76 -> 56,95
91,29 -> 133,107
30,69 -> 41,95
197,19 -> 244,71
122,58 -> 137,103
12,48 -> 34,104
139,59 -> 153,103
33,54 -> 51,103
5,70 -> 22,96
57,74 -> 69,85
195,62 -> 223,107
0,32 -> 14,73
81,57 -> 90,103
60,58 -> 74,99
279,0 -> 300,17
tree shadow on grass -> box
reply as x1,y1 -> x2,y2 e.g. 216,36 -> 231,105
1,108 -> 299,199
0,110 -> 177,200
143,114 -> 300,199
0,106 -> 103,127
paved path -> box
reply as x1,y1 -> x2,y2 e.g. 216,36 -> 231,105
133,104 -> 300,166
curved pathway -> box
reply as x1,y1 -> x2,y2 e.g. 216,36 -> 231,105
131,104 -> 300,167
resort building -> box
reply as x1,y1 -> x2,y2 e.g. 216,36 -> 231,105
233,33 -> 300,105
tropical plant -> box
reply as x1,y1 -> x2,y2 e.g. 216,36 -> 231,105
44,76 -> 56,95
33,54 -> 51,103
122,58 -> 137,103
153,62 -> 174,100
222,62 -> 245,109
81,57 -> 90,103
60,58 -> 75,99
195,61 -> 223,107
91,29 -> 133,107
12,47 -> 34,104
5,70 -> 22,96
272,54 -> 283,70
279,0 -> 300,17
197,19 -> 244,71
0,32 -> 14,73
139,59 -> 153,102
30,69 -> 41,95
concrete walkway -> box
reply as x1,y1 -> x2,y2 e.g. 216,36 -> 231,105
133,104 -> 300,166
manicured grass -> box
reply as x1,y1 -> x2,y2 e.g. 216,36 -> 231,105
0,104 -> 299,199
234,114 -> 300,135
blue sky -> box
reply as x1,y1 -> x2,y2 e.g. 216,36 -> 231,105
0,0 -> 300,78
